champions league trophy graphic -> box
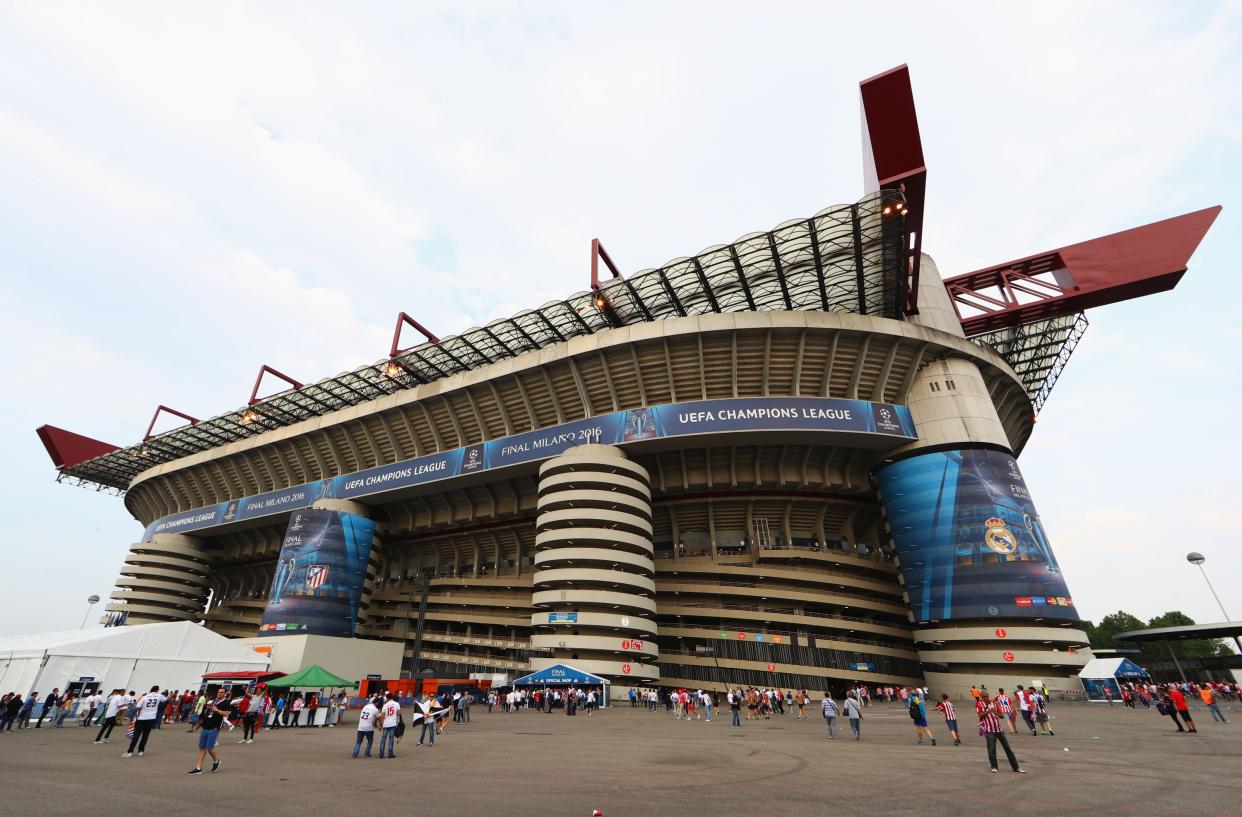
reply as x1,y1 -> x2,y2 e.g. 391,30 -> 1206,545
269,512 -> 307,606
623,407 -> 657,441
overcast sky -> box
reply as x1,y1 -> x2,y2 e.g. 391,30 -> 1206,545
1,2 -> 1238,637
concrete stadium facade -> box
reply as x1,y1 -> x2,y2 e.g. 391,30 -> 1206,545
41,66 -> 1219,700
95,254 -> 1091,697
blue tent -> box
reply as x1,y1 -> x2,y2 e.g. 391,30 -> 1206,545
512,663 -> 608,686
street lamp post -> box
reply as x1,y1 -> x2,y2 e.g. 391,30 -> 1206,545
1185,552 -> 1242,655
80,594 -> 100,629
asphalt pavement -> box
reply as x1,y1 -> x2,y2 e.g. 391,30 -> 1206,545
1,700 -> 1238,817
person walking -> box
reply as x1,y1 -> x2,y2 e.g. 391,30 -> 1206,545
995,688 -> 1019,735
188,691 -> 206,732
936,693 -> 961,745
122,685 -> 167,758
909,690 -> 936,745
1200,686 -> 1228,724
378,693 -> 400,758
977,693 -> 1025,774
352,697 -> 380,758
35,688 -> 59,728
822,691 -> 838,739
17,694 -> 36,729
844,691 -> 862,739
186,688 -> 233,775
1015,686 -> 1037,736
95,689 -> 126,744
1033,693 -> 1054,736
728,689 -> 741,728
1168,687 -> 1198,733
2,693 -> 22,732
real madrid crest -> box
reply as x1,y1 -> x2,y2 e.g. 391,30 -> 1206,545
983,517 -> 1018,555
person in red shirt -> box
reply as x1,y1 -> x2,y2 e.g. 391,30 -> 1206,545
1167,687 -> 1198,733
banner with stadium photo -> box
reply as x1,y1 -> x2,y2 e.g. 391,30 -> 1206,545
875,447 -> 1078,623
258,509 -> 376,637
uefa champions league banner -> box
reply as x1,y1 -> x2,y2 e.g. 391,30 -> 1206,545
257,508 -> 376,637
144,397 -> 915,541
874,448 -> 1078,623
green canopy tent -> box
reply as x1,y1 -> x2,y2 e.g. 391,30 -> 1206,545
262,665 -> 354,727
264,664 -> 351,689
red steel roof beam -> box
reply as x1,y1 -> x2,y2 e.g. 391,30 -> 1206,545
390,311 -> 441,357
248,364 -> 304,406
947,206 -> 1221,336
860,64 -> 926,315
143,405 -> 199,441
35,425 -> 120,469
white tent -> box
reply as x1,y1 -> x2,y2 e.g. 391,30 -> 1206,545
0,621 -> 269,697
1078,656 -> 1150,701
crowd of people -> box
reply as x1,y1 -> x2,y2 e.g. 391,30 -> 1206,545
3,675 -> 1236,777
490,686 -> 601,715
1097,680 -> 1237,730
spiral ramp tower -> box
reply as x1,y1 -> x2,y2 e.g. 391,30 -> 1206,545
107,533 -> 212,623
530,445 -> 659,686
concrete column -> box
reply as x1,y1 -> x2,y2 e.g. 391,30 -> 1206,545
529,444 -> 659,688
106,533 -> 212,623
874,254 -> 1089,698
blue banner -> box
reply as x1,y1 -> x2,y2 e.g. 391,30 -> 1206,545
875,448 -> 1078,623
144,397 -> 915,541
258,508 -> 376,637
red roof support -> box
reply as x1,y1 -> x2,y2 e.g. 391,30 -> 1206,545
860,64 -> 926,315
249,364 -> 303,406
590,238 -> 622,290
143,405 -> 199,441
389,312 -> 440,357
36,425 -> 119,469
946,206 -> 1222,335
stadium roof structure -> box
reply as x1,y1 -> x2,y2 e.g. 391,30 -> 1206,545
1114,622 -> 1242,644
38,65 -> 1221,494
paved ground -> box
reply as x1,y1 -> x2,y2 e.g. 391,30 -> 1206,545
2,702 -> 1239,817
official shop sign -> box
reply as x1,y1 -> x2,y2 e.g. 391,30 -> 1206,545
142,396 -> 915,540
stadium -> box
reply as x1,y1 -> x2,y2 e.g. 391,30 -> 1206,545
37,66 -> 1220,698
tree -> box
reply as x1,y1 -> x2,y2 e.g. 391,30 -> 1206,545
1080,610 -> 1234,663
1082,611 -> 1145,649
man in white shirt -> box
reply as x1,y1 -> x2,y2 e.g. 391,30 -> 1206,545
377,693 -> 400,758
122,685 -> 167,757
701,691 -> 714,722
352,697 -> 381,758
94,690 -> 126,743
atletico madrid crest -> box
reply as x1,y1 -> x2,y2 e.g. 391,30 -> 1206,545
306,564 -> 330,589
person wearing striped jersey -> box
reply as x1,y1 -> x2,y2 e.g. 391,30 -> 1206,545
936,693 -> 961,745
1015,686 -> 1037,736
994,689 -> 1019,735
976,693 -> 1026,774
